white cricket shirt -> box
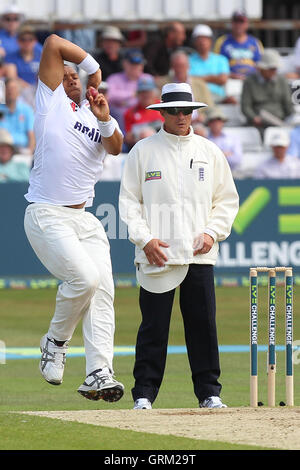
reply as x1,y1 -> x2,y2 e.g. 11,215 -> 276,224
25,79 -> 121,207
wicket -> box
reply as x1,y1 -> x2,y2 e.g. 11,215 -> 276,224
250,267 -> 294,407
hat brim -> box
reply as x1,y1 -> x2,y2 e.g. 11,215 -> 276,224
147,101 -> 208,110
257,62 -> 279,69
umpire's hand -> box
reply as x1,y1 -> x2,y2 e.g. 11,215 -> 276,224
193,233 -> 214,256
143,239 -> 169,267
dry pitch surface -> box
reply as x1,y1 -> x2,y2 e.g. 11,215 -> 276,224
23,407 -> 300,450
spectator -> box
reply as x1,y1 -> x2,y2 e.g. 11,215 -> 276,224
189,24 -> 230,103
0,128 -> 30,182
94,26 -> 124,81
5,25 -> 41,87
157,50 -> 214,122
214,10 -> 263,80
288,126 -> 300,158
0,78 -> 35,155
125,29 -> 147,49
255,130 -> 300,178
0,54 -> 17,102
205,107 -> 242,170
241,50 -> 294,130
0,5 -> 42,57
107,49 -> 153,131
143,22 -> 186,76
124,76 -> 164,149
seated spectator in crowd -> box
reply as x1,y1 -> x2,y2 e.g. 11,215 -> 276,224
0,128 -> 30,182
124,76 -> 164,149
255,130 -> 300,178
283,36 -> 300,79
189,24 -> 230,103
143,21 -> 186,76
205,107 -> 242,170
94,26 -> 124,81
288,125 -> 300,158
0,78 -> 35,155
0,5 -> 42,57
214,10 -> 263,80
125,29 -> 147,49
241,50 -> 294,130
107,49 -> 153,131
157,50 -> 214,123
5,26 -> 41,87
0,54 -> 17,102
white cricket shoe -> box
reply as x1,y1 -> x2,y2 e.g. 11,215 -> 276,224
199,396 -> 227,408
39,334 -> 68,385
133,398 -> 152,409
77,367 -> 124,402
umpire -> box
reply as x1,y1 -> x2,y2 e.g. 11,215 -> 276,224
119,83 -> 239,409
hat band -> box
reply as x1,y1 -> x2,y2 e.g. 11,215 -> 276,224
162,92 -> 192,103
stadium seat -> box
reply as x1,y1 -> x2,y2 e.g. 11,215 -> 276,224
110,0 -> 136,19
263,126 -> 293,148
163,0 -> 191,20
223,127 -> 263,151
83,0 -> 110,20
15,0 -> 53,19
136,0 -> 163,20
232,150 -> 271,179
190,0 -> 219,19
55,0 -> 81,20
225,79 -> 243,101
219,104 -> 246,127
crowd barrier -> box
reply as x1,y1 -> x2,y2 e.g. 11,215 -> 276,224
1,179 -> 300,286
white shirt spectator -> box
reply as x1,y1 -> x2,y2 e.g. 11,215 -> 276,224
255,154 -> 300,179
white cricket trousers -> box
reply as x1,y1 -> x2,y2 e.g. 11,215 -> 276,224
24,203 -> 115,376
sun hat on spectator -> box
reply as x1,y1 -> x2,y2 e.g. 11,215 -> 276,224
205,107 -> 228,124
0,128 -> 15,150
1,4 -> 24,19
192,24 -> 213,38
271,130 -> 290,147
146,83 -> 207,110
101,26 -> 124,42
257,50 -> 281,69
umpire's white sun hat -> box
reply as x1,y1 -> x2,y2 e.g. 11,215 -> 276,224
146,83 -> 208,111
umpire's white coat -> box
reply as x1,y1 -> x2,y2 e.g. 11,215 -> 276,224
119,126 -> 239,267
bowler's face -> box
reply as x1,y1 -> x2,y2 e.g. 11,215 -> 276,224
63,66 -> 82,105
160,109 -> 192,136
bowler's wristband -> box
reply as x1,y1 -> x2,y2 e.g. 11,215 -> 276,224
78,54 -> 100,75
98,117 -> 116,138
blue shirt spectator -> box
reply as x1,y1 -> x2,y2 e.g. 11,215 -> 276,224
5,25 -> 42,86
287,126 -> 300,158
214,10 -> 263,79
0,78 -> 34,152
0,128 -> 30,182
189,24 -> 230,100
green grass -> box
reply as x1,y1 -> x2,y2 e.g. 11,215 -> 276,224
0,413 -> 264,450
0,286 -> 299,450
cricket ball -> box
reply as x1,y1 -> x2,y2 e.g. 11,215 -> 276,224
87,87 -> 98,100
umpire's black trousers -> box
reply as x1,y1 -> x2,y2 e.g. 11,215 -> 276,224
132,264 -> 222,404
